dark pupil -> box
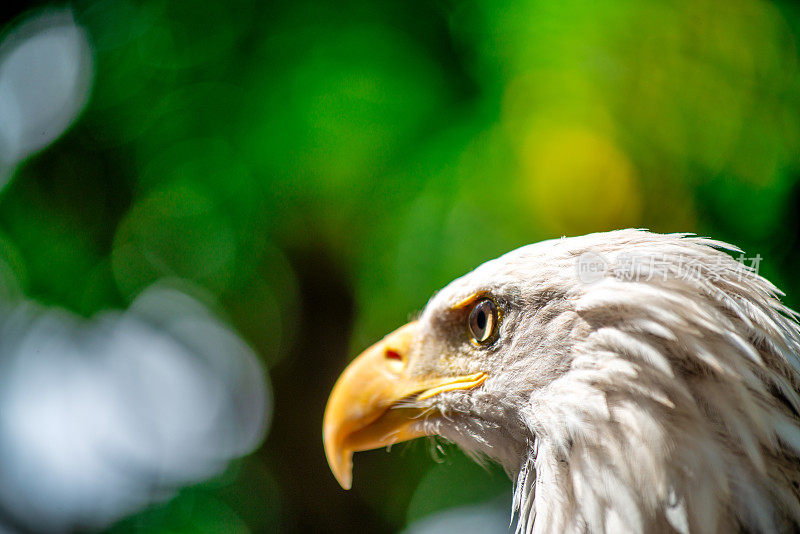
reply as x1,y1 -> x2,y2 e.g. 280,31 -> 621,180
476,309 -> 487,331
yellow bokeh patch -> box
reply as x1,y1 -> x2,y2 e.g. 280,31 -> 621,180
516,126 -> 642,235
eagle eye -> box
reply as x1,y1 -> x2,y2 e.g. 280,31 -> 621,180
468,298 -> 498,345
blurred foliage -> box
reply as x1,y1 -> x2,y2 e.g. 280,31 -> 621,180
3,0 -> 800,531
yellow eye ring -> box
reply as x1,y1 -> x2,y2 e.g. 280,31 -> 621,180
468,298 -> 499,345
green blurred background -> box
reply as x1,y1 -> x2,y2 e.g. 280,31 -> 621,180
2,0 -> 800,531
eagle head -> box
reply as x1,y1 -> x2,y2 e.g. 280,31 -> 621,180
323,230 -> 800,533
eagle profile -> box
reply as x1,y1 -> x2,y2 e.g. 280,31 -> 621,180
323,230 -> 800,533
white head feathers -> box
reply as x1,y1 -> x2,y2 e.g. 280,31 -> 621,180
415,230 -> 800,534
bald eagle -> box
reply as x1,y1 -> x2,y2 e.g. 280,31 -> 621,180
323,230 -> 800,533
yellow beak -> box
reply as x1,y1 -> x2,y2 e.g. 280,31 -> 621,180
322,321 -> 488,489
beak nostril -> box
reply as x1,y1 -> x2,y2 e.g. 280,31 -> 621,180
385,350 -> 402,361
